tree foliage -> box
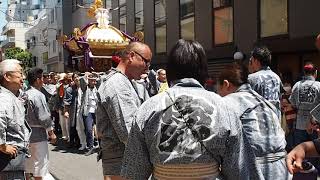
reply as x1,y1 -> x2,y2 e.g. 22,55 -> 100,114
4,47 -> 33,68
4,47 -> 23,59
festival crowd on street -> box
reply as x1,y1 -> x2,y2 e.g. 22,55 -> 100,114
2,6 -> 320,178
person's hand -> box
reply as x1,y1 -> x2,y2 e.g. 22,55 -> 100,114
286,145 -> 306,174
307,118 -> 320,135
64,111 -> 69,119
48,131 -> 57,145
0,144 -> 17,158
306,121 -> 314,134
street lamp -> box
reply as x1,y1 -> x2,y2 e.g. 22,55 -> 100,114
234,51 -> 245,61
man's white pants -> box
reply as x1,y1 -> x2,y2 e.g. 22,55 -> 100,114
59,109 -> 69,140
25,141 -> 49,177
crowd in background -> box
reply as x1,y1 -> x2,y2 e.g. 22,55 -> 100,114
1,37 -> 320,180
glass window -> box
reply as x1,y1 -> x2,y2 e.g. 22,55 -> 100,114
106,0 -> 112,23
119,0 -> 126,32
53,40 -> 56,53
260,0 -> 287,38
104,0 -> 112,9
180,0 -> 194,40
50,9 -> 54,24
43,52 -> 48,64
135,0 -> 144,32
72,0 -> 76,11
155,0 -> 166,53
213,0 -> 233,45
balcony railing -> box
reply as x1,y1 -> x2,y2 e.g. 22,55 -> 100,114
2,21 -> 32,35
1,37 -> 15,48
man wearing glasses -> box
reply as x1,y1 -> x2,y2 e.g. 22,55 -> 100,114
96,42 -> 152,180
0,59 -> 31,180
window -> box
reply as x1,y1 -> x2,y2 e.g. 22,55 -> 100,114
72,0 -> 84,11
135,0 -> 144,32
53,40 -> 56,53
43,52 -> 48,64
72,0 -> 76,11
105,0 -> 112,22
119,0 -> 126,32
213,0 -> 233,45
50,10 -> 54,24
119,0 -> 127,32
260,0 -> 287,38
33,56 -> 37,66
55,7 -> 58,20
104,0 -> 112,9
180,0 -> 194,40
155,0 -> 166,53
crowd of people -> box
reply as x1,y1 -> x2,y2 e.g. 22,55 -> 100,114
0,38 -> 320,180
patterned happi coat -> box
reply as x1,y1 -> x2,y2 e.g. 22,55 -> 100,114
248,66 -> 282,117
289,76 -> 320,130
224,83 -> 291,180
121,78 -> 262,180
96,68 -> 143,174
0,86 -> 31,149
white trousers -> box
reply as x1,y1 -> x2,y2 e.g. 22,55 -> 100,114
25,141 -> 49,177
59,110 -> 69,140
76,110 -> 87,147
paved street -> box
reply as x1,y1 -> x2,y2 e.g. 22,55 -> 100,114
48,140 -> 103,180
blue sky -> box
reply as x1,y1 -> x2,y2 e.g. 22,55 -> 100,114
0,0 -> 8,33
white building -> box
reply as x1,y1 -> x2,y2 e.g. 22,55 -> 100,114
25,0 -> 64,72
1,0 -> 31,51
25,10 -> 48,72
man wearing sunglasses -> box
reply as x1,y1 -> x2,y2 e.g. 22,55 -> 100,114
96,41 -> 152,180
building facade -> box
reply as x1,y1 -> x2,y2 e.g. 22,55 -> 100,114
1,0 -> 31,51
25,0 -> 64,72
109,0 -> 320,81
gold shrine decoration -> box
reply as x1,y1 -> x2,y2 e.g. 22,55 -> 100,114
58,35 -> 68,45
88,0 -> 103,18
73,28 -> 82,40
133,31 -> 145,42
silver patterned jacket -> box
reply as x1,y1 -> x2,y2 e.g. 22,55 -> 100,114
96,68 -> 142,161
121,78 -> 262,180
289,76 -> 320,130
248,66 -> 282,117
0,86 -> 31,149
26,87 -> 53,143
224,84 -> 291,180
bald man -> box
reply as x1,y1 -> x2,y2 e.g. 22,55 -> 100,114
96,42 -> 152,180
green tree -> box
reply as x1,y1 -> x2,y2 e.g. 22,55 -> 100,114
4,47 -> 23,59
4,47 -> 33,68
16,51 -> 33,68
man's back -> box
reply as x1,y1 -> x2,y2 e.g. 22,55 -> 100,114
290,77 -> 320,130
122,78 -> 261,180
26,87 -> 52,143
248,67 -> 282,113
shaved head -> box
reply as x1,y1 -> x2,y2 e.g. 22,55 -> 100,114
125,42 -> 150,52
